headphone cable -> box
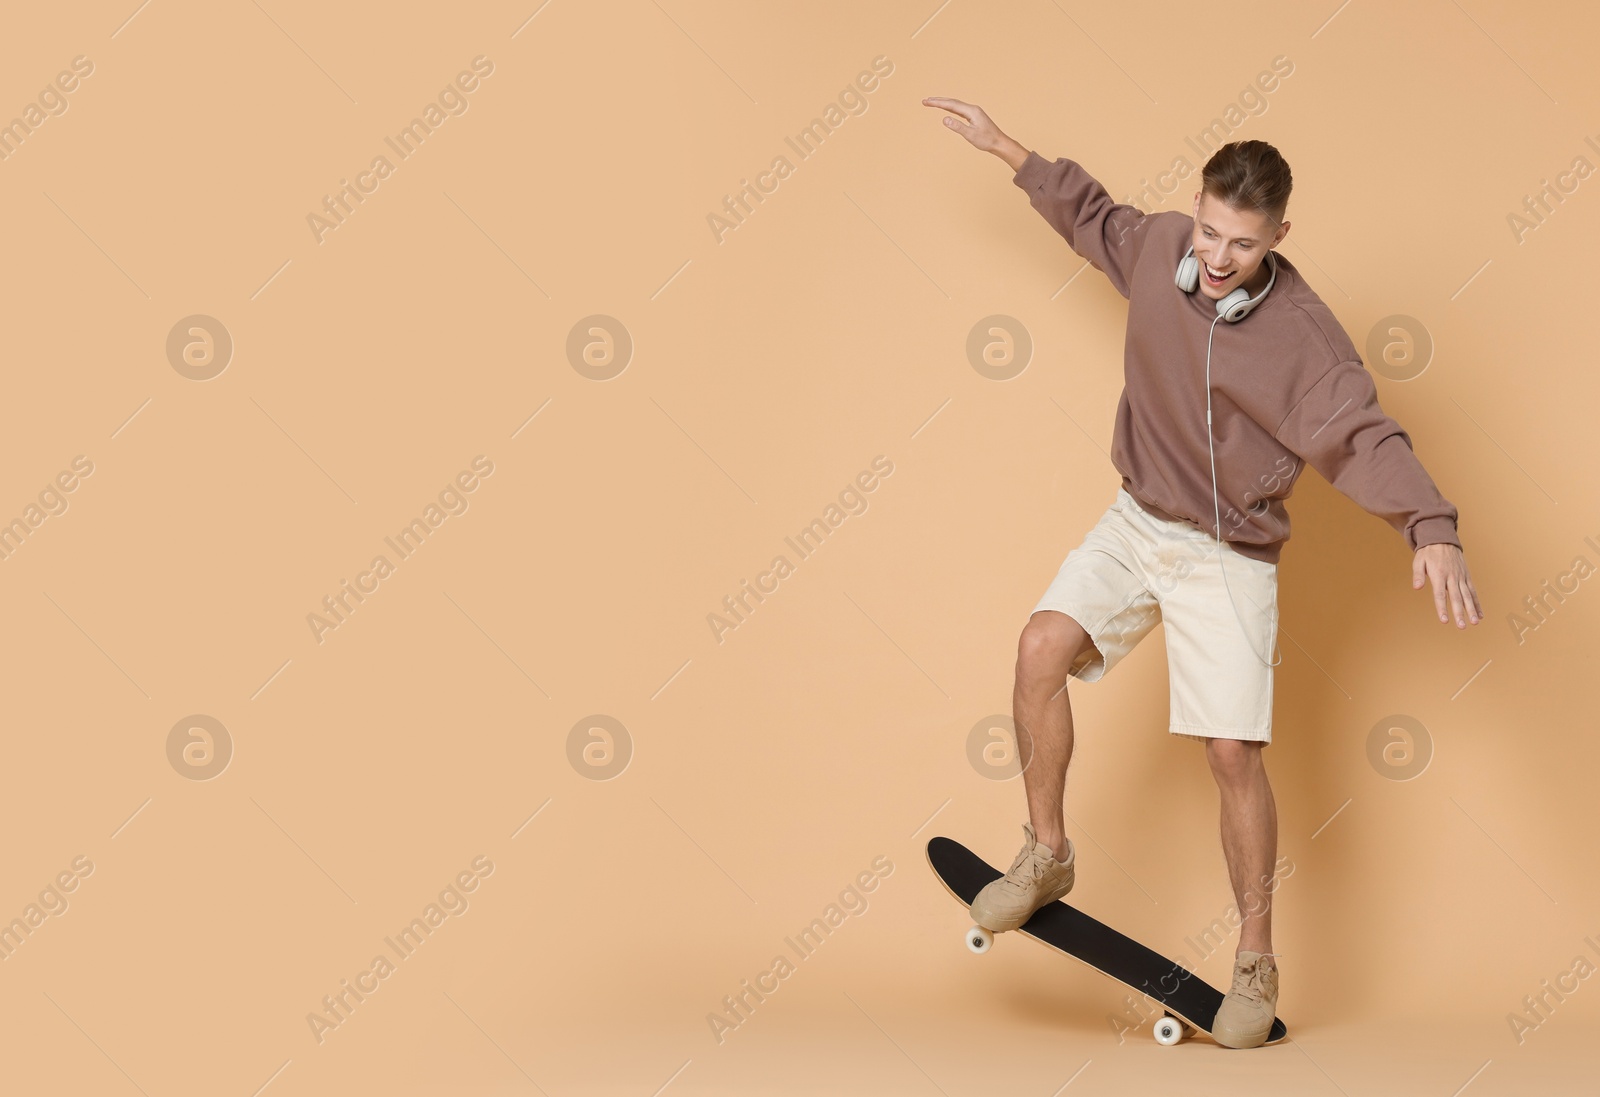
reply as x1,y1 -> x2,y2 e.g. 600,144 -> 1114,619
1206,312 -> 1283,669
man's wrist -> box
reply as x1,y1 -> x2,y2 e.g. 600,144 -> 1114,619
1410,516 -> 1461,554
995,136 -> 1030,173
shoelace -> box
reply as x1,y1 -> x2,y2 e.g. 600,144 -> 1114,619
1000,845 -> 1050,892
1232,953 -> 1282,1003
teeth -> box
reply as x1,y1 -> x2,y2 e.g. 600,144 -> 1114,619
1205,262 -> 1230,279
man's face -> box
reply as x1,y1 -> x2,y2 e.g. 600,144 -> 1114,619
1190,191 -> 1289,298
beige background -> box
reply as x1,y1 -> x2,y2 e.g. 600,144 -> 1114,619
2,1 -> 1597,1094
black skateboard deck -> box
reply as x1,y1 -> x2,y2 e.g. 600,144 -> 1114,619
928,836 -> 1288,1046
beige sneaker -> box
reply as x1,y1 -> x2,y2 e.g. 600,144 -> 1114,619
968,822 -> 1075,931
1212,950 -> 1280,1048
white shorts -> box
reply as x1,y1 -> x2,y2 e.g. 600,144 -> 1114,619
1030,486 -> 1280,743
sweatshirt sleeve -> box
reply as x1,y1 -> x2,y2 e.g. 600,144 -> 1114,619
1274,360 -> 1462,552
1012,150 -> 1150,298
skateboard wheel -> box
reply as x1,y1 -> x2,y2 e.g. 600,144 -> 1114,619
1153,1015 -> 1186,1045
965,925 -> 993,954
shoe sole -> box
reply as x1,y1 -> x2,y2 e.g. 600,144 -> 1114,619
969,882 -> 1074,932
1211,1027 -> 1274,1049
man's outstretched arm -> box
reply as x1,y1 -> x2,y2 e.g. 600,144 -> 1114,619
923,96 -> 1152,297
1275,359 -> 1483,628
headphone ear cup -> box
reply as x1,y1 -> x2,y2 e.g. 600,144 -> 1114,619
1175,253 -> 1199,293
1219,288 -> 1251,321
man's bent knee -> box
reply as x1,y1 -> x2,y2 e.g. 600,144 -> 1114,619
1017,610 -> 1091,685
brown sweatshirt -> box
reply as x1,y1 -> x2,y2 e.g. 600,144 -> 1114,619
1013,150 -> 1461,565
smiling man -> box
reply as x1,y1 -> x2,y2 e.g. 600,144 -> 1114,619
924,96 -> 1483,1049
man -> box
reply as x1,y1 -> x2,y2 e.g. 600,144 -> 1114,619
924,96 -> 1483,1049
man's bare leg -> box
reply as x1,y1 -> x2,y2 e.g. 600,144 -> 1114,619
1206,738 -> 1278,964
1012,610 -> 1092,863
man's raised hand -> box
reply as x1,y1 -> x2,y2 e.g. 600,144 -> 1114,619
923,97 -> 1006,153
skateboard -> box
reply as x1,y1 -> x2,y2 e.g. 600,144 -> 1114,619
927,836 -> 1288,1046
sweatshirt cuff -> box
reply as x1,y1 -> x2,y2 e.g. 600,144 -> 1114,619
1012,150 -> 1050,191
1410,516 -> 1461,552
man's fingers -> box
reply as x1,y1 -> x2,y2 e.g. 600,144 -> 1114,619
923,96 -> 976,120
1465,577 -> 1483,623
1448,574 -> 1466,627
1431,566 -> 1449,622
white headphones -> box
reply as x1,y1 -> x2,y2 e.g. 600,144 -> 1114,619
1175,244 -> 1282,668
1174,244 -> 1277,321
